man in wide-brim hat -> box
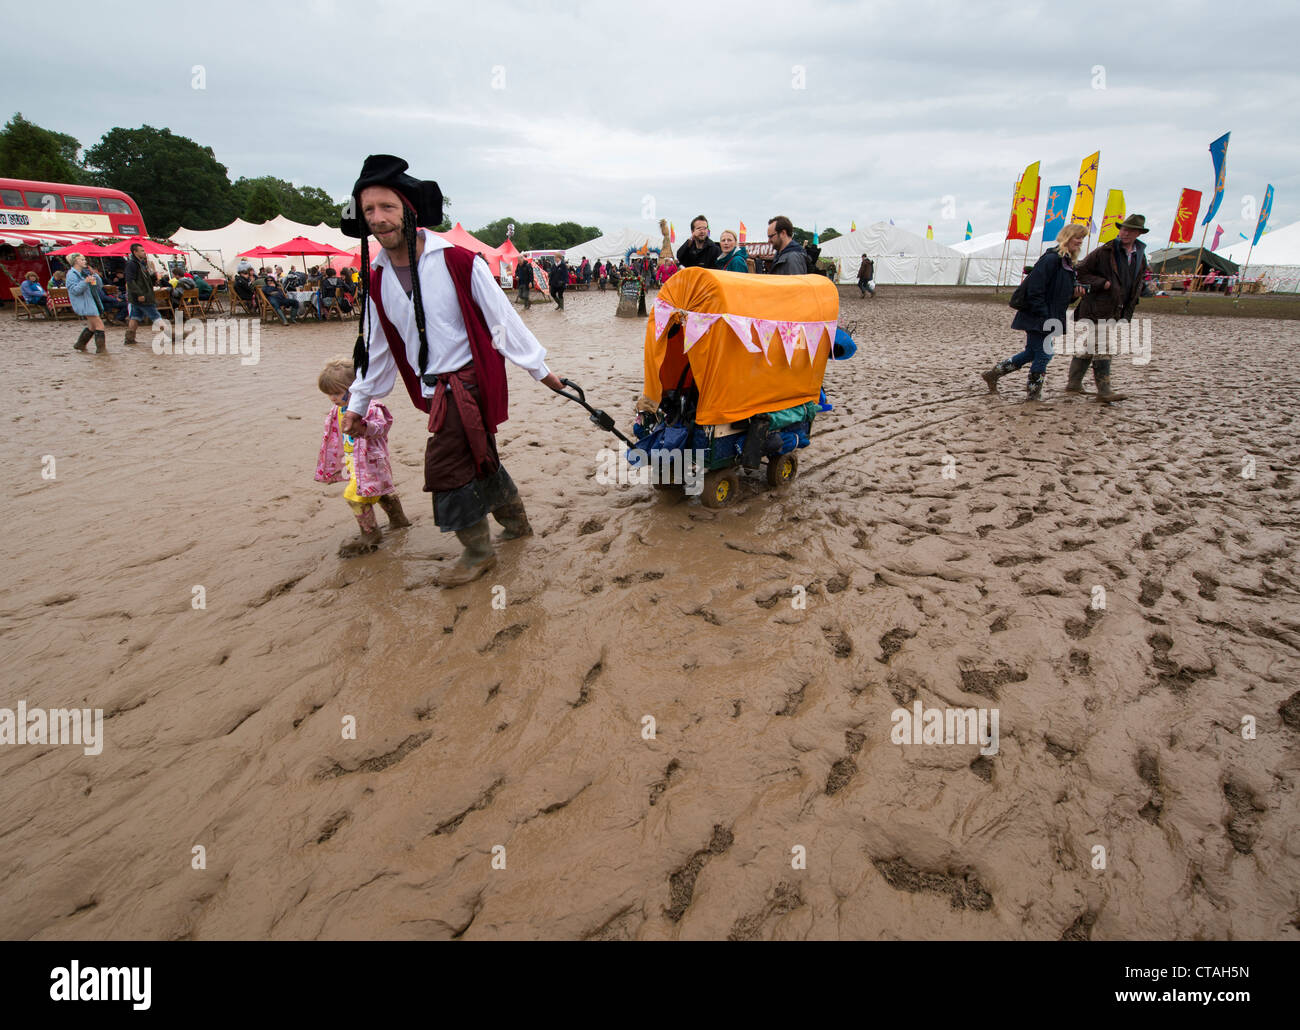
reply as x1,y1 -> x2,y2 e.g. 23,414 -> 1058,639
339,155 -> 567,586
1067,213 -> 1150,402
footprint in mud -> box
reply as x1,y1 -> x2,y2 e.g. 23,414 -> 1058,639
1193,571 -> 1218,600
727,882 -> 804,941
1222,780 -> 1265,855
959,663 -> 1027,700
877,627 -> 914,663
1148,633 -> 1215,693
1137,749 -> 1164,824
1138,578 -> 1164,608
821,626 -> 852,658
479,622 -> 529,654
573,661 -> 600,707
665,825 -> 735,923
431,778 -> 504,837
775,682 -> 807,716
648,758 -> 682,806
1065,608 -> 1103,640
824,730 -> 865,795
871,857 -> 993,911
993,554 -> 1043,567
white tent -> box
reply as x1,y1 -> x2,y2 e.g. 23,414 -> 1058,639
954,227 -> 1053,286
1219,219 -> 1300,293
171,215 -> 357,275
818,223 -> 963,285
565,226 -> 668,264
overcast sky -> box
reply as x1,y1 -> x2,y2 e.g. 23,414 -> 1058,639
9,0 -> 1298,246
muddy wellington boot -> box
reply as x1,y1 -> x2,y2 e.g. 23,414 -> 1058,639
435,519 -> 497,587
377,495 -> 411,528
1025,371 -> 1045,402
123,325 -> 138,345
492,498 -> 533,541
981,358 -> 1016,393
93,330 -> 107,353
1093,360 -> 1127,403
73,327 -> 93,351
1064,356 -> 1089,393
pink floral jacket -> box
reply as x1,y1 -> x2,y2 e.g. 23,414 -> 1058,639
315,401 -> 396,497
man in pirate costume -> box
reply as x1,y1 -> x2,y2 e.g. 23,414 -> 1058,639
339,155 -> 567,586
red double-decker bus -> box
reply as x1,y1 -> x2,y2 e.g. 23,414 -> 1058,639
0,177 -> 148,292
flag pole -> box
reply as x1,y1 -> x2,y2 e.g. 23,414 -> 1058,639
1191,221 -> 1209,293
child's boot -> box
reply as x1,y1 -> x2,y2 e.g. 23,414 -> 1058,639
338,504 -> 382,558
378,494 -> 411,528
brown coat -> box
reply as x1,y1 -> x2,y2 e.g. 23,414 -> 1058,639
857,256 -> 874,281
1075,239 -> 1147,322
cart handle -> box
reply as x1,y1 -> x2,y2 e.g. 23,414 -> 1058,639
556,378 -> 636,448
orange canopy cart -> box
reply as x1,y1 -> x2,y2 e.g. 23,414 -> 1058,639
630,267 -> 838,506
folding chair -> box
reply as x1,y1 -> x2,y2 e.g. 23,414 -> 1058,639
11,287 -> 39,320
180,289 -> 204,320
203,285 -> 226,315
254,287 -> 278,323
47,287 -> 75,320
153,288 -> 174,315
228,285 -> 256,317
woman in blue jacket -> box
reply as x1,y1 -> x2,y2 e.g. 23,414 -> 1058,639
65,253 -> 108,353
716,230 -> 749,273
981,223 -> 1086,400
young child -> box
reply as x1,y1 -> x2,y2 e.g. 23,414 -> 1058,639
315,357 -> 411,557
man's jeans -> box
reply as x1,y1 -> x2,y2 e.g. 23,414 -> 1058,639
266,293 -> 299,319
1010,330 -> 1053,375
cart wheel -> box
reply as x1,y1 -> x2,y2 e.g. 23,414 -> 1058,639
702,468 -> 740,508
767,452 -> 799,489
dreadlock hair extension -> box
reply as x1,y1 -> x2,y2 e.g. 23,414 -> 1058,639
403,204 -> 431,377
352,228 -> 370,378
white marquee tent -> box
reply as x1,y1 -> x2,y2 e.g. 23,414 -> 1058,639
953,227 -> 1053,286
817,223 -> 963,285
1219,219 -> 1300,293
171,215 -> 357,275
564,226 -> 669,264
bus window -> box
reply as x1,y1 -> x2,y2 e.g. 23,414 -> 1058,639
0,189 -> 22,207
119,224 -> 140,235
100,198 -> 132,215
63,195 -> 102,212
24,191 -> 63,210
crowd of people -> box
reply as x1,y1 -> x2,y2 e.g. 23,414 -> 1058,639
230,264 -> 359,325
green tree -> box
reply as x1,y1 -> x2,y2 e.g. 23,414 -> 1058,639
85,126 -> 238,236
820,227 -> 842,242
243,181 -> 280,224
0,113 -> 85,183
473,218 -> 600,251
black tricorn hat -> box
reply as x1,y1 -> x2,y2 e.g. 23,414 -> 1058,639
340,155 -> 442,239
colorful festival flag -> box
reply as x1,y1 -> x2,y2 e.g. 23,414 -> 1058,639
1202,132 -> 1230,226
738,220 -> 747,243
1042,185 -> 1072,244
925,225 -> 933,240
1097,189 -> 1125,244
1252,184 -> 1273,246
1071,151 -> 1100,227
814,223 -> 820,245
1007,162 -> 1041,242
1168,188 -> 1202,245
851,220 -> 857,232
964,221 -> 973,241
1211,224 -> 1224,250
670,221 -> 676,244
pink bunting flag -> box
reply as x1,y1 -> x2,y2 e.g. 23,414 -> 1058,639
722,314 -> 761,352
683,311 -> 722,351
777,321 -> 804,365
653,298 -> 675,339
754,319 -> 779,349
